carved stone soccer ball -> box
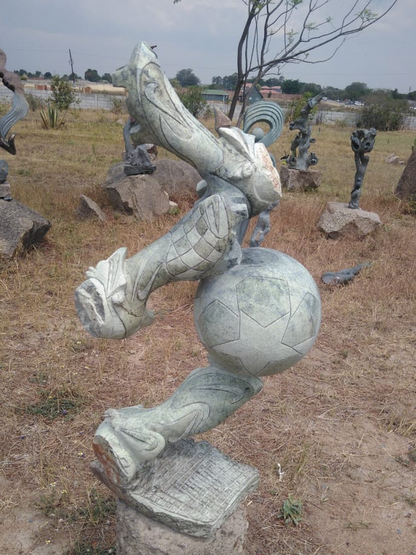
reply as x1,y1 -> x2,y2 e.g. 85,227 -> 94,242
194,248 -> 321,377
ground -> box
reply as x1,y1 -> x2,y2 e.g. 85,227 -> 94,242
0,109 -> 415,554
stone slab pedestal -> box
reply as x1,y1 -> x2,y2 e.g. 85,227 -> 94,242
317,201 -> 381,239
91,438 -> 259,538
116,500 -> 249,555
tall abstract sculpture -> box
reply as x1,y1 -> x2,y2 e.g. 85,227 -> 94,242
348,128 -> 377,209
288,92 -> 324,171
75,43 -> 321,527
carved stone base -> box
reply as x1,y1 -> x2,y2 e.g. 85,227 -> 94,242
317,202 -> 381,239
91,438 -> 259,538
279,166 -> 322,191
116,501 -> 249,555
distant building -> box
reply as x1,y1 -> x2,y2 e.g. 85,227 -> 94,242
201,90 -> 230,102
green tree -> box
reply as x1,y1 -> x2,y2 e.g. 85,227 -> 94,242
102,73 -> 113,84
344,82 -> 370,101
175,68 -> 200,87
44,72 -> 52,79
50,75 -> 77,110
177,86 -> 207,118
84,68 -> 101,82
264,77 -> 284,87
281,79 -> 303,94
302,82 -> 322,96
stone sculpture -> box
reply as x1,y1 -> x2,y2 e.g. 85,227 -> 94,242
348,128 -> 377,209
287,91 -> 325,171
0,49 -> 29,156
123,117 -> 157,176
75,42 -> 321,535
0,49 -> 51,259
321,262 -> 371,285
242,101 -> 284,247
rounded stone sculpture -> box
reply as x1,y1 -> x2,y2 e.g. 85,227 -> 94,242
195,248 -> 321,377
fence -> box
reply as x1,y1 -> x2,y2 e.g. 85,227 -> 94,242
1,86 -> 416,129
0,86 -> 126,111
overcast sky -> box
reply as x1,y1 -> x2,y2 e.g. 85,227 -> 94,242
1,0 -> 414,93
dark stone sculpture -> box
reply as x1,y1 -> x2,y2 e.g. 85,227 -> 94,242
288,92 -> 325,171
348,128 -> 377,209
0,49 -> 29,156
123,117 -> 156,175
321,262 -> 371,285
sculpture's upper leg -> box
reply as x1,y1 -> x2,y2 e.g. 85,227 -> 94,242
75,192 -> 248,339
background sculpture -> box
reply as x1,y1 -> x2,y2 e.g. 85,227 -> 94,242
242,101 -> 285,246
0,49 -> 29,156
287,92 -> 325,171
348,128 -> 377,209
122,117 -> 157,176
75,43 -> 321,495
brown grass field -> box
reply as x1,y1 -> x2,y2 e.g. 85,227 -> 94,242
0,107 -> 415,555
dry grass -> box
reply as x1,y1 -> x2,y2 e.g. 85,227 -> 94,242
1,110 -> 415,554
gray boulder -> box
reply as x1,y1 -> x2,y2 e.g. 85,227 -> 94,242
152,158 -> 202,200
0,200 -> 51,258
279,166 -> 322,191
395,149 -> 416,201
317,202 -> 381,239
75,195 -> 106,221
104,162 -> 170,221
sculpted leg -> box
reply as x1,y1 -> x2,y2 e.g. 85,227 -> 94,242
75,193 -> 247,340
93,365 -> 263,485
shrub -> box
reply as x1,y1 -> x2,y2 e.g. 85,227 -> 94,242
50,75 -> 77,111
110,97 -> 126,115
40,105 -> 66,129
357,98 -> 408,131
25,92 -> 46,112
178,86 -> 207,118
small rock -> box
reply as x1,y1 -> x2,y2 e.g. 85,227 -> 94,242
395,149 -> 416,201
152,159 -> 202,200
104,162 -> 170,221
0,200 -> 51,258
279,166 -> 322,191
317,202 -> 381,239
385,153 -> 399,164
75,195 -> 106,221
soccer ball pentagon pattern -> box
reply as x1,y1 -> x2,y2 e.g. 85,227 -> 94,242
194,248 -> 321,377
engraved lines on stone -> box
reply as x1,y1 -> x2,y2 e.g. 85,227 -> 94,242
201,275 -> 319,375
134,446 -> 255,521
165,195 -> 229,279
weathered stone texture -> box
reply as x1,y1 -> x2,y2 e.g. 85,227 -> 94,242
280,166 -> 322,191
0,200 -> 51,258
104,162 -> 170,220
317,201 -> 381,239
153,158 -> 202,200
91,439 -> 259,538
75,195 -> 106,221
116,501 -> 249,555
395,150 -> 416,200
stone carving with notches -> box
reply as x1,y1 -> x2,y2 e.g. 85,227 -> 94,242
287,91 -> 325,171
348,128 -> 377,209
75,42 -> 321,487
